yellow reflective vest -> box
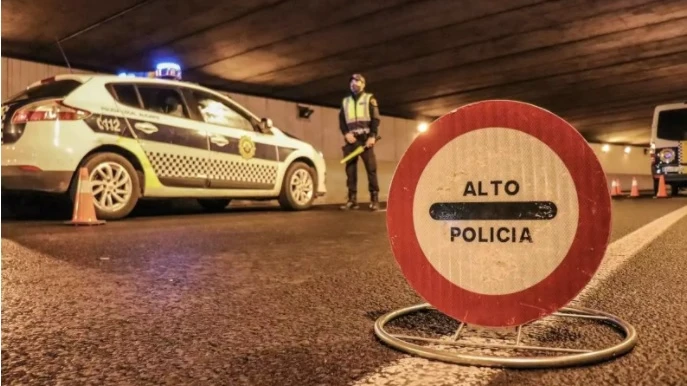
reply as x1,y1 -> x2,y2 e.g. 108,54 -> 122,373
342,92 -> 373,133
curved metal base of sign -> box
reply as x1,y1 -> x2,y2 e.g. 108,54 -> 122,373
374,303 -> 637,369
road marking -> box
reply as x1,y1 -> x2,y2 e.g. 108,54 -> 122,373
353,203 -> 687,386
572,203 -> 687,303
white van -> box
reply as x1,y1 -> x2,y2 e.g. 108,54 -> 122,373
649,102 -> 687,196
1,74 -> 327,219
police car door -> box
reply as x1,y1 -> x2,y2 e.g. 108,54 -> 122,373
112,83 -> 210,189
183,89 -> 279,191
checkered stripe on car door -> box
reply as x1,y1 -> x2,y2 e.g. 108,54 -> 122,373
206,158 -> 277,184
145,151 -> 209,178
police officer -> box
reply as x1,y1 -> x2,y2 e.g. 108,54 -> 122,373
338,73 -> 380,211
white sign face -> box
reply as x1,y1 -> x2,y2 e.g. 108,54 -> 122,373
412,127 -> 579,295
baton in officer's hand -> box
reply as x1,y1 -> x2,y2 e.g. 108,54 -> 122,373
340,136 -> 382,164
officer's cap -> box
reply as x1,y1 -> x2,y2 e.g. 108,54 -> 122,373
350,73 -> 366,84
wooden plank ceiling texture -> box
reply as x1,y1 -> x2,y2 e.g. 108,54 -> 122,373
3,0 -> 686,145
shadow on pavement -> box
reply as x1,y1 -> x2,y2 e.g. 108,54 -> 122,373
1,193 -> 385,223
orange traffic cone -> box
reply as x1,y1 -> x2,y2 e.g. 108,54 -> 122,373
616,179 -> 624,196
610,180 -> 618,197
65,167 -> 106,225
630,177 -> 640,198
654,175 -> 668,199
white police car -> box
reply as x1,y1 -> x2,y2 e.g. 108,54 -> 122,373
650,102 -> 686,196
1,65 -> 327,220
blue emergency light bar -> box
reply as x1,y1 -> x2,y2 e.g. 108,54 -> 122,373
155,62 -> 182,80
117,62 -> 182,80
117,71 -> 154,78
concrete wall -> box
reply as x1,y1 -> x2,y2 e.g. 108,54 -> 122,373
1,57 -> 654,204
589,142 -> 654,193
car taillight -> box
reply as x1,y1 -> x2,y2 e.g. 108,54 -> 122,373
11,100 -> 90,124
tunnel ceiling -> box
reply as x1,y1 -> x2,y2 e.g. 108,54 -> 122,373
3,0 -> 686,145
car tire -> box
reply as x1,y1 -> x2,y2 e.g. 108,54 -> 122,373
278,161 -> 316,211
197,198 -> 231,212
70,152 -> 140,220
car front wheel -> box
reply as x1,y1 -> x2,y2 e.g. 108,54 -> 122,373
278,161 -> 316,210
71,152 -> 140,220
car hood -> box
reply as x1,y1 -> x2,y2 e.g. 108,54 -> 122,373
271,127 -> 311,147
271,127 -> 299,140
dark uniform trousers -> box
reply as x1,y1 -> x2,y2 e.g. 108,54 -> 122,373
342,137 -> 379,194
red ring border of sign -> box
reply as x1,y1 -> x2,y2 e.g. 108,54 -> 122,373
386,100 -> 612,328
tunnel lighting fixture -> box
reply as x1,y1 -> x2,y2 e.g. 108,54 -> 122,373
601,144 -> 610,153
417,122 -> 428,133
624,146 -> 631,154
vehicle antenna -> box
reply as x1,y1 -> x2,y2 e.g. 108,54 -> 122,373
55,38 -> 73,74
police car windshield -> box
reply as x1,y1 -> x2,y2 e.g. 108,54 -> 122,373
656,108 -> 687,141
6,79 -> 83,103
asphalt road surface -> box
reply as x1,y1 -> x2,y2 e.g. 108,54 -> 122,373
2,197 -> 686,385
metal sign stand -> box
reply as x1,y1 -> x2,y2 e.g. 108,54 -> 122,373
374,303 -> 637,369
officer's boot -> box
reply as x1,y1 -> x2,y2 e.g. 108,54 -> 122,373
340,191 -> 359,210
369,191 -> 380,211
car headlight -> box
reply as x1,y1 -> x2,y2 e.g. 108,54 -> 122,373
658,148 -> 676,163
